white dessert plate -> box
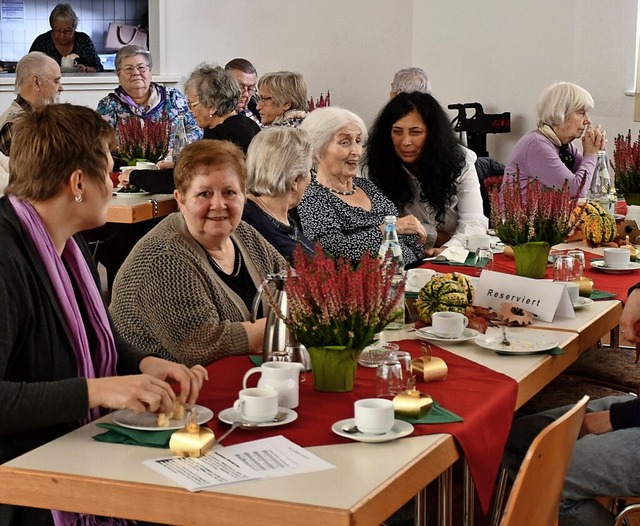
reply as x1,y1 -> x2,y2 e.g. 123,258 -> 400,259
218,407 -> 297,428
415,327 -> 479,343
112,404 -> 213,431
573,297 -> 595,310
475,334 -> 558,355
590,260 -> 640,273
331,418 -> 414,443
112,190 -> 150,197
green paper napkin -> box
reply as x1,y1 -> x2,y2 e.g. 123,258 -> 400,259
590,288 -> 617,300
397,401 -> 464,425
546,346 -> 566,355
93,423 -> 173,448
493,346 -> 565,356
249,355 -> 263,366
432,253 -> 478,267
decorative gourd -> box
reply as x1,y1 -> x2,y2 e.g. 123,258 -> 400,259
415,272 -> 475,323
571,202 -> 617,247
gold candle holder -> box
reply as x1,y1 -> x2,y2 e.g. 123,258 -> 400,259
411,343 -> 448,383
169,408 -> 215,457
393,376 -> 433,418
574,276 -> 594,297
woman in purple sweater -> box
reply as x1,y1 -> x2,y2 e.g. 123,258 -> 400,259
503,82 -> 606,198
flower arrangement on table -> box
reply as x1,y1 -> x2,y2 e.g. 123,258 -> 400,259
612,130 -> 640,204
116,115 -> 171,166
489,170 -> 583,277
307,90 -> 331,112
267,245 -> 404,392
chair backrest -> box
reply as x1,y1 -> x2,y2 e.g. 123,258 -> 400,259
499,395 -> 589,526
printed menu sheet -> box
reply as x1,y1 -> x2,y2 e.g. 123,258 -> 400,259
144,435 -> 335,492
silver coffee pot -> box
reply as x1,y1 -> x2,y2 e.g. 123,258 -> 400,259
251,272 -> 308,366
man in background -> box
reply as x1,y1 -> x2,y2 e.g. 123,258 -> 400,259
225,57 -> 260,124
389,66 -> 431,98
0,52 -> 63,156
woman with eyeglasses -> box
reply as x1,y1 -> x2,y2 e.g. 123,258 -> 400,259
96,44 -> 202,156
29,3 -> 103,73
256,71 -> 309,127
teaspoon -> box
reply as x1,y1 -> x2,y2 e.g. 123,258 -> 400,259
341,424 -> 360,434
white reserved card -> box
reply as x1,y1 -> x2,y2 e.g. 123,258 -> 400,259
474,270 -> 575,322
144,435 -> 335,492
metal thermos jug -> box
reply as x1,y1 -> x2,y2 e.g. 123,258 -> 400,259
250,273 -> 307,365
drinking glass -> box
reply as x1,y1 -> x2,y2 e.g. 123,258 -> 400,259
376,359 -> 403,397
553,255 -> 578,282
566,250 -> 586,278
474,248 -> 494,276
391,350 -> 412,389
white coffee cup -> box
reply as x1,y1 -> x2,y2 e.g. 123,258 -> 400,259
431,311 -> 468,338
467,234 -> 491,252
354,398 -> 395,435
233,387 -> 278,423
136,161 -> 158,170
603,247 -> 630,268
559,281 -> 580,305
406,268 -> 435,291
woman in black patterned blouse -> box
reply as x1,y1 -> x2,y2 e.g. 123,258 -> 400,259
29,3 -> 103,73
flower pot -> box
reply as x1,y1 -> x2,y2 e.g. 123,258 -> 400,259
307,346 -> 361,392
511,241 -> 550,279
624,194 -> 640,206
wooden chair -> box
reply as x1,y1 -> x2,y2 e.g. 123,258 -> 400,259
498,395 -> 589,526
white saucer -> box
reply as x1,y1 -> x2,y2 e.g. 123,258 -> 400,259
218,407 -> 297,428
112,404 -> 213,431
331,418 -> 414,443
415,327 -> 479,343
475,334 -> 558,355
590,260 -> 640,273
573,297 -> 594,310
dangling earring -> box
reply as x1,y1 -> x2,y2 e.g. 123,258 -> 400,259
75,195 -> 83,203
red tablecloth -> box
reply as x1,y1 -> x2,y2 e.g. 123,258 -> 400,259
422,251 -> 637,301
200,341 -> 517,514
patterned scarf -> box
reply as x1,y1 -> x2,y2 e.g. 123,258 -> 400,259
113,82 -> 166,118
537,123 -> 575,171
8,196 -> 127,526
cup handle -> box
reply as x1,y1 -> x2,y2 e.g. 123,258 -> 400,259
233,399 -> 244,415
462,316 -> 469,328
242,367 -> 262,389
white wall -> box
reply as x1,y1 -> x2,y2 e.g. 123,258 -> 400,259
413,0 -> 640,162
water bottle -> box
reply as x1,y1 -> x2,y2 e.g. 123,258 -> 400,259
171,115 -> 189,162
378,215 -> 405,330
591,150 -> 615,214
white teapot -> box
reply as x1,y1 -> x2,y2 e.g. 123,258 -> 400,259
243,361 -> 304,409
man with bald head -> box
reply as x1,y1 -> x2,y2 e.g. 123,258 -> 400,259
0,51 -> 63,156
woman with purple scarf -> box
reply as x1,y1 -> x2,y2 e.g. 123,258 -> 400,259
0,104 -> 207,526
96,44 -> 202,159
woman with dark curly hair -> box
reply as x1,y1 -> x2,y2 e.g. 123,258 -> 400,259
366,92 -> 488,256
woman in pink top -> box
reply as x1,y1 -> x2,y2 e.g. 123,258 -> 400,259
504,82 -> 606,198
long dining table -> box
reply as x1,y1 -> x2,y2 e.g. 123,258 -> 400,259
0,241 -> 634,526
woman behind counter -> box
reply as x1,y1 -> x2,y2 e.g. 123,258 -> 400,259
110,140 -> 287,367
503,81 -> 605,198
297,107 -> 426,265
0,104 -> 206,526
366,92 -> 488,256
29,3 -> 103,73
243,126 -> 316,259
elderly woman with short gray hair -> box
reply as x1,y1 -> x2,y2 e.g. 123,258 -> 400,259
29,2 -> 103,72
243,127 -> 316,259
503,81 -> 606,198
96,45 -> 201,152
184,63 -> 260,152
256,71 -> 308,127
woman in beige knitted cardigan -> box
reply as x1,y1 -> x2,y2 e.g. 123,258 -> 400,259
110,140 -> 287,366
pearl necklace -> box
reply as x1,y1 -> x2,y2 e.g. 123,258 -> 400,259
255,196 -> 289,224
205,247 -> 242,278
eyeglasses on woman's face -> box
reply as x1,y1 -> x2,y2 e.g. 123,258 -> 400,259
187,99 -> 201,110
119,64 -> 151,76
256,95 -> 273,104
52,27 -> 74,35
